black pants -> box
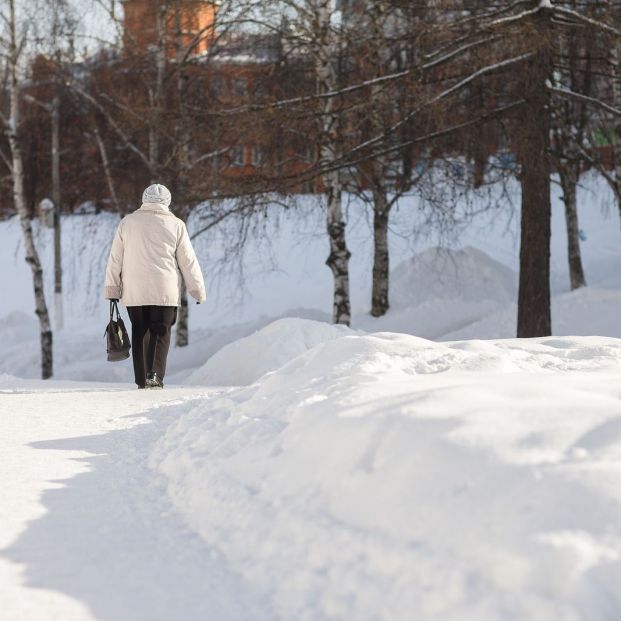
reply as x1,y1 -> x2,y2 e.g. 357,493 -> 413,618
127,305 -> 177,387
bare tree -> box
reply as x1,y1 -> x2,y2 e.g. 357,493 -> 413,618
343,0 -> 427,318
516,7 -> 553,337
374,0 -> 621,336
11,0 -> 621,346
47,0 -> 76,330
0,0 -> 53,378
73,0 -> 248,345
578,3 -> 621,223
551,18 -> 590,291
244,0 -> 354,324
310,0 -> 352,325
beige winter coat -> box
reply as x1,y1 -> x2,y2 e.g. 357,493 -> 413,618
104,203 -> 206,307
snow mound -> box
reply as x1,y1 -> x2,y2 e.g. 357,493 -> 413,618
185,317 -> 356,386
443,286 -> 621,341
0,310 -> 38,345
355,246 -> 519,339
0,373 -> 25,390
391,246 -> 517,308
153,332 -> 621,620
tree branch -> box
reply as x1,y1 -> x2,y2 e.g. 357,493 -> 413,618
549,84 -> 621,117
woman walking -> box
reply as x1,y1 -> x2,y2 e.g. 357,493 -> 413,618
104,184 -> 206,389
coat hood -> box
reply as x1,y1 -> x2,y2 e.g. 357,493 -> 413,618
139,202 -> 172,214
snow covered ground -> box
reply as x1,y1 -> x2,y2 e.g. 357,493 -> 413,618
2,175 -> 621,619
153,329 -> 621,620
3,173 -> 621,380
2,325 -> 621,620
0,382 -> 276,621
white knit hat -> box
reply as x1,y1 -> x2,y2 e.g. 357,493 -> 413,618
142,183 -> 172,207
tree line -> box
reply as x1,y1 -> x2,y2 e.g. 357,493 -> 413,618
2,0 -> 621,378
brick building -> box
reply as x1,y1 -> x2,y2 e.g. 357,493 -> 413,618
123,0 -> 217,58
120,0 -> 317,194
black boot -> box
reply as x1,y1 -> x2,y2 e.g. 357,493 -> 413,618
146,372 -> 164,389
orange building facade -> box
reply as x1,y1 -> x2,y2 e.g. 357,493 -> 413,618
121,0 -> 318,193
123,0 -> 218,58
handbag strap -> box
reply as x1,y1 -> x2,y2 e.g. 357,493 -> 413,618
109,300 -> 120,322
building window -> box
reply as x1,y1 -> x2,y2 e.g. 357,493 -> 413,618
209,74 -> 225,98
232,77 -> 248,97
300,144 -> 315,163
253,77 -> 269,97
229,146 -> 245,167
252,146 -> 268,166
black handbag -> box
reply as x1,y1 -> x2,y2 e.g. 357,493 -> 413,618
104,300 -> 131,362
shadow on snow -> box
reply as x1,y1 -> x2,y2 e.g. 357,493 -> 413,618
0,397 -> 276,621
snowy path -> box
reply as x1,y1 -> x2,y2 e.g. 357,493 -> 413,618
0,383 -> 275,621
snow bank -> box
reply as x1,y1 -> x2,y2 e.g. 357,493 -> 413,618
3,173 -> 621,383
0,304 -> 334,384
0,373 -> 25,390
3,172 -> 621,338
152,332 -> 621,620
391,245 -> 517,307
355,246 -> 518,340
186,317 -> 356,386
1,311 -> 39,345
443,286 -> 621,341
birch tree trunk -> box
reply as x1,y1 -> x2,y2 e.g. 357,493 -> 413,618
517,6 -> 552,338
5,0 -> 53,378
314,0 -> 351,325
371,186 -> 390,317
324,173 -> 351,325
559,166 -> 586,290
